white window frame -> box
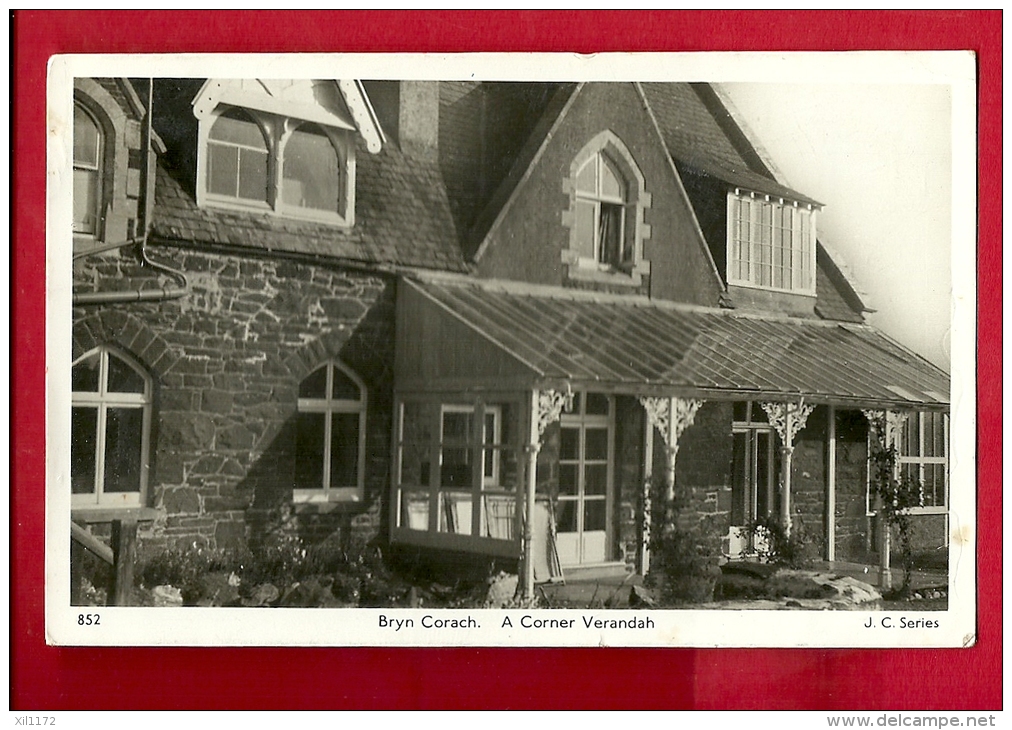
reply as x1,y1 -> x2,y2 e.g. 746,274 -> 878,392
294,361 -> 367,504
196,105 -> 356,226
73,101 -> 104,237
439,404 -> 502,489
71,347 -> 152,509
899,411 -> 949,514
726,189 -> 817,295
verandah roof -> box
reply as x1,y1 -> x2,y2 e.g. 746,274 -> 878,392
402,276 -> 949,410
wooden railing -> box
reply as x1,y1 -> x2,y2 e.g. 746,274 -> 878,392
70,519 -> 137,606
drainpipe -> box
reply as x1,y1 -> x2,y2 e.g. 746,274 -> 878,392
73,78 -> 189,307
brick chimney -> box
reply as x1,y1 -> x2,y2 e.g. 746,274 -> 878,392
398,81 -> 439,162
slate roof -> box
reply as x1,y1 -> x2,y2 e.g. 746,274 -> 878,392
148,80 -> 467,273
408,275 -> 948,409
640,82 -> 823,206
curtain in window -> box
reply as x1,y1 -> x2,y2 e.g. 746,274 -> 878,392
598,203 -> 623,267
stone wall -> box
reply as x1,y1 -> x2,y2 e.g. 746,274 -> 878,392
72,244 -> 396,555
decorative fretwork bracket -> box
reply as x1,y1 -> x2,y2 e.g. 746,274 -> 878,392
861,409 -> 906,452
536,389 -> 570,445
761,399 -> 816,452
639,396 -> 703,462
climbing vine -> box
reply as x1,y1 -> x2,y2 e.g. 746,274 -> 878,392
868,438 -> 923,595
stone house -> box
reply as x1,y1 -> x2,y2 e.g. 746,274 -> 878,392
70,77 -> 950,593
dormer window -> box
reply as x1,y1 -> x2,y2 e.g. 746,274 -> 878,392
190,78 -> 388,228
197,106 -> 354,225
727,189 -> 817,294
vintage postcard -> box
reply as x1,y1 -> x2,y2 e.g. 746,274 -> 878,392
46,50 -> 976,647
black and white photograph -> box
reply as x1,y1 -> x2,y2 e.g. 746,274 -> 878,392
47,51 -> 975,647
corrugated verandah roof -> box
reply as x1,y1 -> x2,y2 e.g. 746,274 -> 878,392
407,276 -> 949,409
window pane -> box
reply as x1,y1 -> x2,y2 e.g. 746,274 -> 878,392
442,411 -> 473,443
282,125 -> 341,212
71,407 -> 98,495
585,464 -> 608,495
107,353 -> 145,393
925,413 -> 945,457
237,148 -> 269,201
732,402 -> 748,422
556,500 -> 577,533
598,203 -> 623,267
207,142 -> 240,197
295,412 -> 326,488
730,431 -> 747,524
600,156 -> 624,200
210,111 -> 267,148
441,447 -> 472,488
585,393 -> 609,415
329,412 -> 359,489
299,367 -> 328,398
584,499 -> 606,531
575,158 -> 596,194
902,414 -> 919,457
72,352 -> 101,392
755,431 -> 772,516
559,427 -> 579,460
400,490 -> 430,530
74,105 -> 100,166
558,464 -> 578,496
924,464 -> 946,507
585,427 -> 609,461
73,169 -> 99,233
104,407 -> 143,493
331,367 -> 361,400
481,494 -> 515,539
439,492 -> 473,535
574,200 -> 596,258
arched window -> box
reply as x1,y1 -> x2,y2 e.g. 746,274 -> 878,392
563,131 -> 651,284
206,108 -> 269,204
282,123 -> 342,214
73,102 -> 103,235
574,152 -> 629,268
295,361 -> 367,502
71,347 -> 152,508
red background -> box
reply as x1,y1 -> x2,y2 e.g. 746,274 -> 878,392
11,11 -> 1002,710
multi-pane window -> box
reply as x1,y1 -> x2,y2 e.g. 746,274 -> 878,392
73,102 -> 103,235
898,411 -> 948,509
206,109 -> 270,204
201,107 -> 352,224
574,152 -> 630,269
728,190 -> 816,294
295,362 -> 367,502
730,402 -> 778,527
72,347 -> 151,508
396,400 -> 519,542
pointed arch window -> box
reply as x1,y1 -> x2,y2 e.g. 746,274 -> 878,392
562,131 -> 652,285
295,361 -> 367,503
575,152 -> 629,268
71,347 -> 152,508
73,102 -> 103,235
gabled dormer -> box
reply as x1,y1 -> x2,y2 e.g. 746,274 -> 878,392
191,79 -> 384,227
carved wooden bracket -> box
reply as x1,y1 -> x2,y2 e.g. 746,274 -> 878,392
761,399 -> 816,449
